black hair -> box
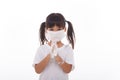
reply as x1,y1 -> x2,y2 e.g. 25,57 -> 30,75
39,13 -> 76,49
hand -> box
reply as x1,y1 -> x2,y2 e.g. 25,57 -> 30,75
55,55 -> 64,64
50,42 -> 58,58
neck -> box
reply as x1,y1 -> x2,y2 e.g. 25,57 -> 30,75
48,41 -> 63,47
50,41 -> 61,44
48,41 -> 63,48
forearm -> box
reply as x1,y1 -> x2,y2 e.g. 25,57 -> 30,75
59,61 -> 72,73
55,55 -> 72,73
35,54 -> 50,74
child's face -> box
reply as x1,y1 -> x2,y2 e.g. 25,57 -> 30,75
45,25 -> 66,42
47,25 -> 66,32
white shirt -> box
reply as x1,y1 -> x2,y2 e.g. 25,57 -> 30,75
32,44 -> 75,80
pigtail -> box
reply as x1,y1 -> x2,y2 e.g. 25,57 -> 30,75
39,22 -> 46,45
66,21 -> 76,49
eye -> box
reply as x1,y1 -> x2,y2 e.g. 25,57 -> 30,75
58,28 -> 63,31
49,28 -> 54,31
58,28 -> 63,30
57,28 -> 62,31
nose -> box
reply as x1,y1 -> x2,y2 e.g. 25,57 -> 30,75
53,26 -> 59,31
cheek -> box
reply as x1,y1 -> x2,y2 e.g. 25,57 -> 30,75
45,28 -> 49,32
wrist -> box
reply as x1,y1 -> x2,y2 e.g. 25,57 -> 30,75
57,60 -> 64,65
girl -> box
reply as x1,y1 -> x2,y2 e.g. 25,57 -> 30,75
33,13 -> 76,80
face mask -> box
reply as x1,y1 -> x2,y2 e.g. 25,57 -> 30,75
45,30 -> 65,42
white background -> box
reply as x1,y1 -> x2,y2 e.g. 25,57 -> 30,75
0,0 -> 120,80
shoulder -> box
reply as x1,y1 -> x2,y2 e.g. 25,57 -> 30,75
63,44 -> 74,53
38,44 -> 49,49
36,44 -> 50,53
64,44 -> 73,50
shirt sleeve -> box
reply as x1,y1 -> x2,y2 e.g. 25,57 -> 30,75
64,46 -> 75,70
32,46 -> 45,67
